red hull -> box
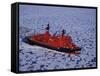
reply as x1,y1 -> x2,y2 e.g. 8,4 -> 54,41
23,24 -> 81,54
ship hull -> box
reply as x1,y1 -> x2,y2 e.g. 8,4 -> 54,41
23,37 -> 81,54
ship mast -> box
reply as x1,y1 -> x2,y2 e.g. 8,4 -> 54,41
46,23 -> 50,31
62,29 -> 66,36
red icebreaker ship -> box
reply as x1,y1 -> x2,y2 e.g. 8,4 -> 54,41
24,24 -> 81,54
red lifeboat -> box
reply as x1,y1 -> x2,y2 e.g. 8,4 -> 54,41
23,24 -> 81,54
